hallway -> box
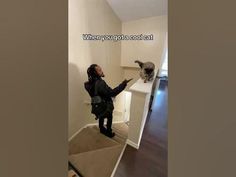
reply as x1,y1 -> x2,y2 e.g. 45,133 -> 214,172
115,80 -> 168,177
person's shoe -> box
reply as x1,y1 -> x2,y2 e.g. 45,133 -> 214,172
100,127 -> 107,134
108,132 -> 115,138
106,131 -> 115,138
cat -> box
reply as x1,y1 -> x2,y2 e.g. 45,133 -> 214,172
135,60 -> 155,83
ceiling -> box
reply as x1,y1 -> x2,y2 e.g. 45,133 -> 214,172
106,0 -> 167,22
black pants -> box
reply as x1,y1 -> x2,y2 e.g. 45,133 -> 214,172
99,111 -> 113,132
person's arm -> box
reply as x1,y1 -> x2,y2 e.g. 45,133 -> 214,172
97,80 -> 127,97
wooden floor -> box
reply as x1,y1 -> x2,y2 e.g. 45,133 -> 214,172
115,80 -> 168,177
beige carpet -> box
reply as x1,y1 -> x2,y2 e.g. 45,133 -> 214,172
69,123 -> 128,177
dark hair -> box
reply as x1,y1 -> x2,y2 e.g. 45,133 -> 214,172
87,64 -> 99,82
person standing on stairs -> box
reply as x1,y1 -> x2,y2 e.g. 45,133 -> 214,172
84,64 -> 132,138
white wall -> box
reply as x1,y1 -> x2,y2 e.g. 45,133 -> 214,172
69,0 -> 124,138
121,15 -> 167,69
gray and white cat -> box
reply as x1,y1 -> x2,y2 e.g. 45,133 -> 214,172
135,60 -> 155,83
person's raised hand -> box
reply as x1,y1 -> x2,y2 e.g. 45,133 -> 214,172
125,78 -> 133,83
122,78 -> 133,85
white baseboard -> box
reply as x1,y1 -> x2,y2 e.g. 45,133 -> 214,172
85,122 -> 98,127
68,123 -> 98,142
68,125 -> 86,142
86,120 -> 125,127
126,139 -> 139,149
113,120 -> 127,124
110,143 -> 127,177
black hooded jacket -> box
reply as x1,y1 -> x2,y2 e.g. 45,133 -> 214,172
84,78 -> 127,111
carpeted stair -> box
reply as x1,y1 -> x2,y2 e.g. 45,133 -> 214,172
69,123 -> 128,177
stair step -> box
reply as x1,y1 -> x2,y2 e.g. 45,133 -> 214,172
69,127 -> 119,155
69,145 -> 123,177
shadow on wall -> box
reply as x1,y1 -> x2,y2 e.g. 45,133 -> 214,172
69,63 -> 91,139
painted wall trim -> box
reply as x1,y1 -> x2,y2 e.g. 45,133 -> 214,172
126,139 -> 139,149
110,143 -> 127,177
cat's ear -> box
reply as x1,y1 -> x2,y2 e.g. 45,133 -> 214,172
134,60 -> 143,68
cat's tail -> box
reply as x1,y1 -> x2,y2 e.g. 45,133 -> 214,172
134,60 -> 143,68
